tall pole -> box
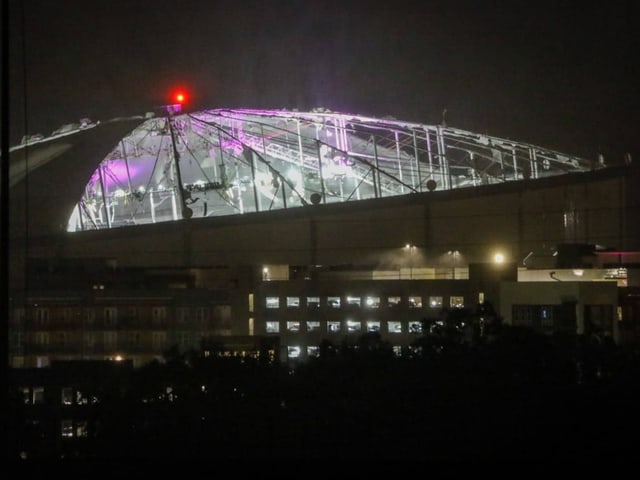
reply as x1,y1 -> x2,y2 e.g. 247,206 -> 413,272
166,106 -> 192,220
1,0 -> 12,460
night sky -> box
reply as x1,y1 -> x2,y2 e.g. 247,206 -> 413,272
6,0 -> 639,162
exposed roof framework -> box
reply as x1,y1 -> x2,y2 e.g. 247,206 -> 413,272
65,108 -> 596,232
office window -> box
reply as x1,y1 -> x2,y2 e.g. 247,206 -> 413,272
55,332 -> 67,347
61,420 -> 74,438
327,321 -> 341,333
429,296 -> 443,308
75,390 -> 88,405
346,296 -> 361,307
152,331 -> 167,349
84,308 -> 95,325
392,346 -> 402,357
76,421 -> 89,438
307,346 -> 319,358
387,296 -> 401,307
327,296 -> 341,308
388,321 -> 402,333
266,297 -> 280,309
287,346 -> 301,359
62,308 -> 74,324
104,307 -> 118,326
195,307 -> 210,324
307,296 -> 320,308
450,296 -> 464,309
347,320 -> 361,332
287,321 -> 301,332
35,332 -> 49,346
365,296 -> 380,308
32,387 -> 45,404
176,307 -> 189,324
152,307 -> 167,324
84,333 -> 96,349
104,331 -> 117,349
286,297 -> 300,308
21,387 -> 30,405
35,308 -> 49,326
408,296 -> 422,308
126,332 -> 140,347
366,321 -> 381,332
408,321 -> 423,333
61,388 -> 74,405
408,345 -> 423,357
306,321 -> 320,332
265,321 -> 280,333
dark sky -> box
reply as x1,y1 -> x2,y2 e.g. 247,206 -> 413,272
6,0 -> 639,161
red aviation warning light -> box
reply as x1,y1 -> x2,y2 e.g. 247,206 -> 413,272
173,90 -> 186,105
166,88 -> 189,114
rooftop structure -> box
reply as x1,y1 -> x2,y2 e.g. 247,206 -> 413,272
9,109 -> 597,232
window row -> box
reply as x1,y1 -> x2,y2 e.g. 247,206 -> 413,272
265,295 -> 464,309
14,306 -> 228,326
265,319 -> 424,334
286,344 -> 422,359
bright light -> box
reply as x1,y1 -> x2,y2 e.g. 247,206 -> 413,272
493,253 -> 505,264
173,90 -> 187,104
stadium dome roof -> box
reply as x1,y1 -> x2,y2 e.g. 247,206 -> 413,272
12,108 -> 599,232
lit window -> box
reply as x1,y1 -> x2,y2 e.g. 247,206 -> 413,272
327,297 -> 341,308
266,297 -> 280,309
286,297 -> 300,308
32,387 -> 45,404
347,320 -> 361,332
61,420 -> 74,438
429,296 -> 443,308
61,388 -> 74,406
392,346 -> 402,357
76,421 -> 88,438
346,296 -> 361,307
287,346 -> 301,359
287,321 -> 301,332
450,296 -> 464,308
306,321 -> 320,332
265,321 -> 280,333
388,321 -> 402,333
307,296 -> 320,308
366,321 -> 381,332
408,296 -> 422,308
75,390 -> 88,405
387,296 -> 401,307
408,321 -> 423,333
327,321 -> 341,333
365,296 -> 380,308
307,346 -> 319,358
408,345 -> 423,357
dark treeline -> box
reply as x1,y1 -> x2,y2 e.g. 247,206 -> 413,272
9,321 -> 640,462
